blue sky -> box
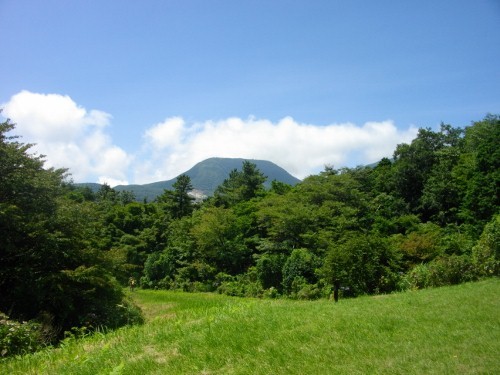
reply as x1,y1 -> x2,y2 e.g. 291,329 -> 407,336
1,0 -> 499,185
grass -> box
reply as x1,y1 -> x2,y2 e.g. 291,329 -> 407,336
1,279 -> 499,374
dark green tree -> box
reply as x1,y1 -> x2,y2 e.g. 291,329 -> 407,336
157,174 -> 195,219
322,233 -> 400,296
0,119 -> 142,338
282,248 -> 319,295
172,174 -> 195,218
214,161 -> 267,207
456,115 -> 500,229
392,127 -> 445,213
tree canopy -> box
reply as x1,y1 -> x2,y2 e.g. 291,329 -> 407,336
0,118 -> 143,346
1,114 -> 498,355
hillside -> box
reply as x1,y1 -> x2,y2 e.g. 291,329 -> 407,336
86,158 -> 301,201
2,279 -> 499,374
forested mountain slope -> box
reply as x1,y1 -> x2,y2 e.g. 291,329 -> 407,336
82,158 -> 300,201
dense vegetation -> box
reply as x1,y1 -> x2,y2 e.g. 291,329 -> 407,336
2,279 -> 499,374
0,117 -> 143,357
0,114 -> 498,357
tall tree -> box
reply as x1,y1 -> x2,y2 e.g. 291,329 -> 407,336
158,174 -> 195,218
457,115 -> 500,228
214,161 -> 267,207
172,174 -> 195,218
0,119 -> 142,337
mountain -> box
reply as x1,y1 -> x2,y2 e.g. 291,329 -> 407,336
81,158 -> 301,202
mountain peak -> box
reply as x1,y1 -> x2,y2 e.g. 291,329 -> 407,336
110,158 -> 300,201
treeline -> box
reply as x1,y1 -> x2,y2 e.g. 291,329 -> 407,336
1,115 -> 499,355
114,116 -> 499,298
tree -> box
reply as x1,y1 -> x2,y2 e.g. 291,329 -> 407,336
322,233 -> 400,296
240,161 -> 267,200
282,248 -> 319,295
392,127 -> 445,212
456,115 -> 500,229
0,118 -> 67,322
96,183 -> 118,203
157,174 -> 194,218
214,161 -> 267,207
172,174 -> 195,218
0,119 -> 142,339
191,206 -> 250,274
471,214 -> 499,276
420,147 -> 462,225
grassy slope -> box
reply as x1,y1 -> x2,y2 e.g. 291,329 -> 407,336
1,279 -> 499,374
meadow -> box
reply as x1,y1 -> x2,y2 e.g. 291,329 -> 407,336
1,279 -> 498,374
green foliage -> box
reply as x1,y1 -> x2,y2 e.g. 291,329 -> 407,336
0,120 -> 143,347
391,222 -> 443,268
269,179 -> 292,195
157,174 -> 194,219
215,268 -> 263,298
141,251 -> 172,288
2,111 -> 499,347
255,253 -> 287,290
282,248 -> 319,295
191,206 -> 251,274
40,266 -> 144,331
472,214 -> 500,276
214,161 -> 267,207
402,255 -> 477,290
392,126 -> 451,212
323,234 -> 400,295
458,115 -> 500,227
133,116 -> 498,298
0,313 -> 45,358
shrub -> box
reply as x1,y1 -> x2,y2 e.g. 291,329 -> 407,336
323,234 -> 400,296
403,255 -> 477,290
262,287 -> 280,299
255,253 -> 286,290
44,266 -> 144,334
282,249 -> 319,295
0,313 -> 45,358
472,214 -> 499,277
216,272 -> 263,298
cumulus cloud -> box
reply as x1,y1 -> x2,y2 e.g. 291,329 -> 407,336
1,91 -> 130,185
135,116 -> 418,183
2,90 -> 419,186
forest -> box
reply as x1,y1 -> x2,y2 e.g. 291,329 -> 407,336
1,114 -> 498,356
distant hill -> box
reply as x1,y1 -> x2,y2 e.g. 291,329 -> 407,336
78,158 -> 301,202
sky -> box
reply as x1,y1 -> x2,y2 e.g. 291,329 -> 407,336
1,0 -> 499,186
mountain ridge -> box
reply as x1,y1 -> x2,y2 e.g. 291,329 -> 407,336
77,157 -> 301,202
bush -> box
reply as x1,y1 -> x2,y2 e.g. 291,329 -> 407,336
296,284 -> 321,300
217,280 -> 245,297
255,253 -> 286,290
41,266 -> 144,335
282,249 -> 319,295
472,214 -> 499,277
262,287 -> 280,299
323,234 -> 401,296
403,255 -> 477,289
0,313 -> 45,358
216,272 -> 263,298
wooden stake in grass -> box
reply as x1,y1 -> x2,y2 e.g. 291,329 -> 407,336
333,280 -> 340,302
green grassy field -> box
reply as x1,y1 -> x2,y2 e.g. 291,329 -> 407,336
1,279 -> 499,374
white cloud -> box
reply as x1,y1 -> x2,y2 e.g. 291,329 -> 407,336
144,117 -> 186,150
2,90 -> 419,186
136,116 -> 418,183
1,91 -> 130,186
97,176 -> 129,187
